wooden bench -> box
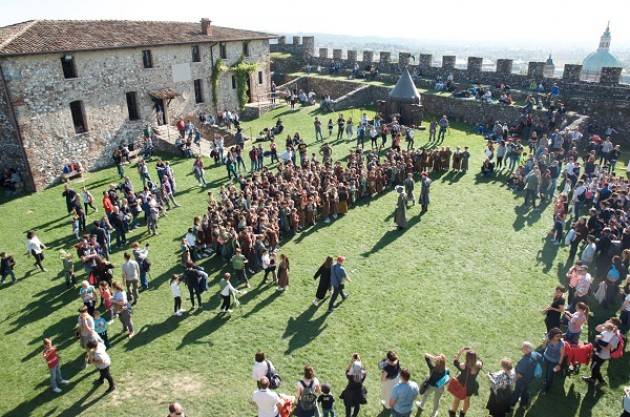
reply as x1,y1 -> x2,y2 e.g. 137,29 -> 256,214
62,162 -> 84,182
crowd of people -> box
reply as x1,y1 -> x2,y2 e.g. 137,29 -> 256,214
0,95 -> 625,417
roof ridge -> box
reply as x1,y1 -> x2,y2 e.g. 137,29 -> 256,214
0,20 -> 38,51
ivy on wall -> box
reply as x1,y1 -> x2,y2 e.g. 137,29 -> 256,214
230,56 -> 257,110
210,58 -> 227,108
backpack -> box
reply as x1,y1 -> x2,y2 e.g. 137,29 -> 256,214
298,380 -> 317,411
265,360 -> 281,389
610,331 -> 625,360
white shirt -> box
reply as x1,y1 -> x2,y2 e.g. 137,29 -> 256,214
91,342 -> 111,369
185,232 -> 197,247
261,254 -> 271,269
170,281 -> 181,298
252,360 -> 272,381
572,185 -> 587,203
220,280 -> 237,297
252,389 -> 280,417
623,294 -> 630,312
26,236 -> 43,254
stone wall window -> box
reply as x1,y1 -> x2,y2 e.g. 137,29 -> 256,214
242,41 -> 250,57
191,45 -> 200,63
193,79 -> 204,104
61,55 -> 77,79
69,100 -> 87,134
125,92 -> 140,121
231,75 -> 236,89
142,49 -> 153,68
219,43 -> 227,59
258,71 -> 263,84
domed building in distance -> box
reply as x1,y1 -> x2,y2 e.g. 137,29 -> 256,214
581,23 -> 623,81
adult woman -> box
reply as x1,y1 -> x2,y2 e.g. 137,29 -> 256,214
378,351 -> 400,409
26,230 -> 46,272
341,353 -> 366,417
313,256 -> 333,306
543,285 -> 566,332
294,365 -> 321,417
111,282 -> 134,338
604,255 -> 623,308
219,273 -> 242,313
76,305 -> 99,349
448,348 -> 483,417
417,353 -> 449,417
541,328 -> 565,394
277,254 -> 290,291
564,302 -> 589,344
485,358 -> 515,417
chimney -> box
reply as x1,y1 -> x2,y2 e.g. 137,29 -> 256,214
201,18 -> 212,36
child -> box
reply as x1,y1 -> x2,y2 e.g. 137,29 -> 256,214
327,119 -> 334,137
261,251 -> 277,284
317,383 -> 336,417
42,338 -> 69,393
170,274 -> 184,316
71,212 -> 80,240
98,281 -> 114,322
0,252 -> 16,285
59,250 -> 75,287
93,310 -> 109,348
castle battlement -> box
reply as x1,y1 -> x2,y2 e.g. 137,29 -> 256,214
271,36 -> 626,86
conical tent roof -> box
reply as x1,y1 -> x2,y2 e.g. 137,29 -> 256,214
389,68 -> 421,103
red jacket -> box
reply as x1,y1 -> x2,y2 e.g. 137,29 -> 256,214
564,341 -> 592,365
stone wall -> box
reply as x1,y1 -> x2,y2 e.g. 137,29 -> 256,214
288,75 -> 586,132
0,69 -> 32,188
272,36 -> 628,139
276,76 -> 361,100
0,39 -> 270,189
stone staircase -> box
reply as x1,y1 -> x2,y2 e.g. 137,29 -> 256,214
152,124 -> 213,156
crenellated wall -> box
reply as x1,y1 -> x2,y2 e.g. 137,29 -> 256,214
272,35 -> 630,137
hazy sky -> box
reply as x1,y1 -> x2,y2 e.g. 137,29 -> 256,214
2,0 -> 630,49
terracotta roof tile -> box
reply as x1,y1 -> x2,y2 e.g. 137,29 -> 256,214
0,20 -> 276,56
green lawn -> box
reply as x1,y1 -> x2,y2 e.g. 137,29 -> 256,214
0,104 -> 627,417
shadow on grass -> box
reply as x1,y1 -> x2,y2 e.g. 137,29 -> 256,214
124,314 -> 183,351
176,313 -> 230,350
361,212 -> 426,257
1,368 -> 102,417
283,304 -> 328,354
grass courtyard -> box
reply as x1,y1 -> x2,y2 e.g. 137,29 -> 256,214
0,104 -> 627,417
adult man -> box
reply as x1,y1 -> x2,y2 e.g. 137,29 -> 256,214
389,369 -> 420,417
86,339 -> 115,393
511,341 -> 542,408
336,114 -> 345,141
252,377 -> 283,417
121,252 -> 140,304
168,402 -> 186,417
320,142 -> 333,165
235,127 -> 245,148
523,168 -> 540,208
62,184 -> 80,214
314,117 -> 324,141
109,206 -> 127,247
583,319 -> 620,386
328,256 -> 351,312
419,173 -> 431,212
92,220 -> 110,260
437,115 -> 448,141
231,248 -> 250,288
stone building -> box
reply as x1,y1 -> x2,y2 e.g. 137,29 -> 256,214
581,23 -> 623,82
0,19 -> 275,190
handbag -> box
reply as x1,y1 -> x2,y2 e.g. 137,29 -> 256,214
419,378 -> 430,395
447,377 -> 467,400
360,386 -> 368,404
265,360 -> 281,389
